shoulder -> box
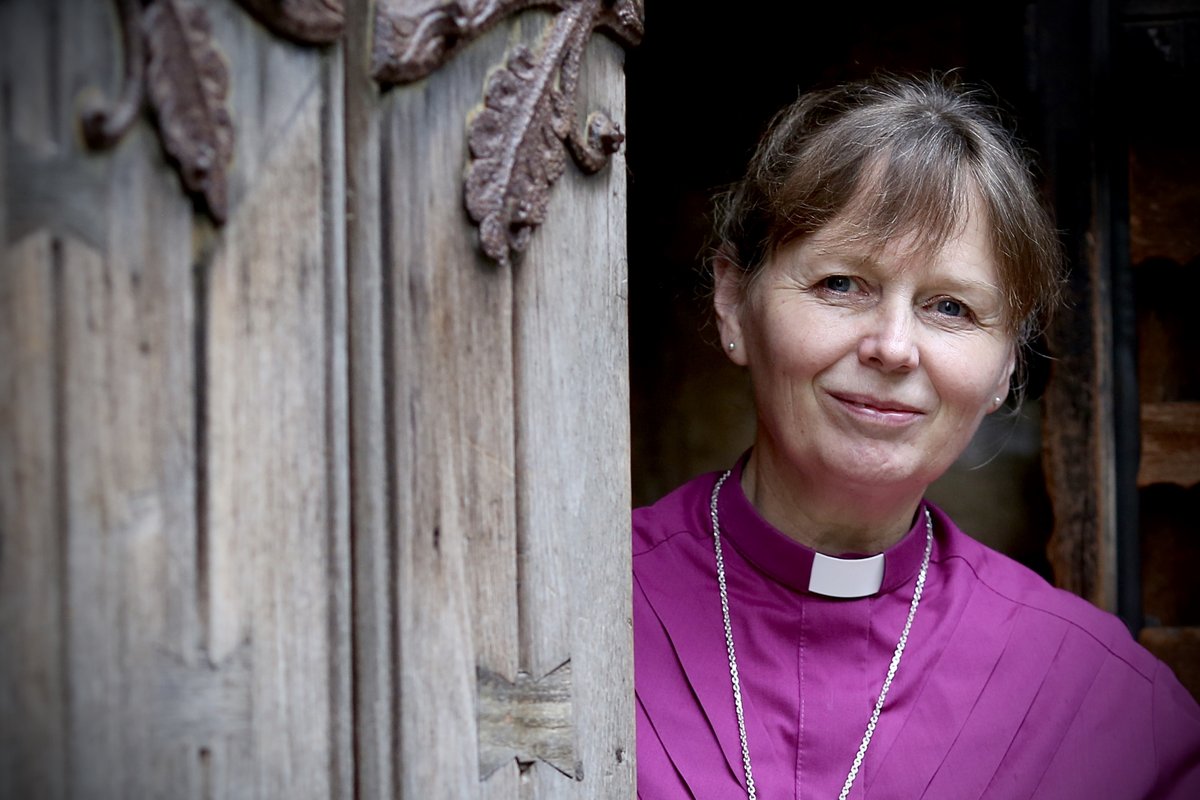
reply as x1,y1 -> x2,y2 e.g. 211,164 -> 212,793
632,471 -> 718,557
932,505 -> 1200,793
931,503 -> 1159,681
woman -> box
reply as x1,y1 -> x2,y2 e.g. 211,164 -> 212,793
633,75 -> 1200,799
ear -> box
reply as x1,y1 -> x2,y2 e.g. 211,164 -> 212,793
989,345 -> 1018,413
713,252 -> 749,366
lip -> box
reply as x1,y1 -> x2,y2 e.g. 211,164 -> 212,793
827,391 -> 927,424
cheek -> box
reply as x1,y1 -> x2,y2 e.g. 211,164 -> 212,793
745,328 -> 827,414
930,347 -> 1010,416
755,308 -> 846,370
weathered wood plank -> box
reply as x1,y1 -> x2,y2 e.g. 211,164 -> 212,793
202,4 -> 347,795
2,4 -> 215,797
61,156 -> 199,798
0,18 -> 67,800
383,17 -> 522,798
204,26 -> 338,795
0,231 -> 67,800
56,1 -> 202,797
1138,402 -> 1200,488
513,25 -> 634,799
4,2 -> 635,797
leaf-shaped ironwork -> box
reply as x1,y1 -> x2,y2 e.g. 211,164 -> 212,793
143,0 -> 235,222
81,0 -> 234,223
372,1 -> 564,84
81,0 -> 342,225
373,0 -> 644,267
233,0 -> 345,45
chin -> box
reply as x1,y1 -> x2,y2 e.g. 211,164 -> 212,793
820,448 -> 943,495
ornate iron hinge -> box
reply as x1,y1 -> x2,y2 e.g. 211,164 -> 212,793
372,0 -> 644,267
80,0 -> 343,224
80,0 -> 642,263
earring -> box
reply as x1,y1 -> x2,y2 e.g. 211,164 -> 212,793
994,395 -> 1003,407
728,342 -> 736,351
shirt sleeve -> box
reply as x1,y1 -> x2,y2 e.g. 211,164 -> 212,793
1150,659 -> 1200,799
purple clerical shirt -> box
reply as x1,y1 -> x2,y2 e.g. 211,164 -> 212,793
634,464 -> 1200,798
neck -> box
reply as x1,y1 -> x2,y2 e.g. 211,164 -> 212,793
741,449 -> 924,555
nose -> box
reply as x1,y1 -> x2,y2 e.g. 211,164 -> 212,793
858,303 -> 919,372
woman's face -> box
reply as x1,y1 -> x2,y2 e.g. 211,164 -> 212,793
715,201 -> 1016,502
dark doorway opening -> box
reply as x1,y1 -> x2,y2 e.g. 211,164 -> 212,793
625,1 -> 1052,576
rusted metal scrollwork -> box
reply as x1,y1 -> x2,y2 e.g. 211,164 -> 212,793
81,0 -> 343,224
81,0 -> 640,248
372,0 -> 645,267
234,0 -> 345,45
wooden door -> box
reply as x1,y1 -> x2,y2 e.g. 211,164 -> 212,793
0,0 -> 638,797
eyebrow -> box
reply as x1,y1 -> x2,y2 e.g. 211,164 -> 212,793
808,243 -> 1004,299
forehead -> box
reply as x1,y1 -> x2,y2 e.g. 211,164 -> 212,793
800,203 -> 998,279
815,156 -> 983,256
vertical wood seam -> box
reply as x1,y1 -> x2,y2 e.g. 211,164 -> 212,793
320,46 -> 352,799
51,234 -> 72,799
378,105 -> 402,797
194,241 -> 210,661
347,201 -> 364,799
345,4 -> 363,796
512,257 -> 529,678
345,0 -> 394,792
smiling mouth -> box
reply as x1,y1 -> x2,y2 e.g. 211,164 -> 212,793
829,392 -> 926,420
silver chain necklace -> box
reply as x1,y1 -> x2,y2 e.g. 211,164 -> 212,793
709,470 -> 933,800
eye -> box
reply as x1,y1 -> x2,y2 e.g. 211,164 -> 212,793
822,275 -> 856,293
934,298 -> 968,318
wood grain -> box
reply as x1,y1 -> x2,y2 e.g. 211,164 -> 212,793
320,41 -> 355,800
1138,402 -> 1200,488
61,162 -> 198,798
2,0 -> 634,796
513,20 -> 634,798
343,0 -> 396,795
2,1 -> 352,796
204,6 -> 343,791
0,231 -> 67,799
1036,0 -> 1119,613
382,18 -> 520,795
0,30 -> 64,800
4,1 -> 199,797
477,663 -> 575,779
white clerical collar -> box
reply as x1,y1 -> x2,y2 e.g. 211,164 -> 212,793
808,552 -> 885,598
